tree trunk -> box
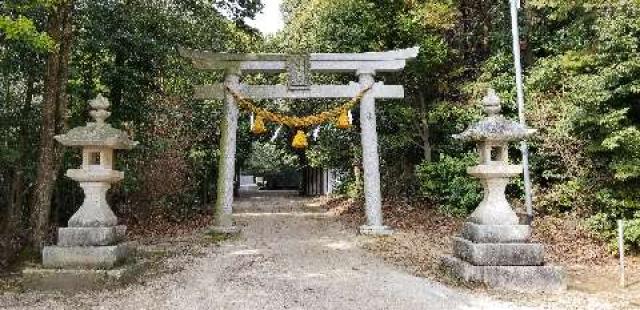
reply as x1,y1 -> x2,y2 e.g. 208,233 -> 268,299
7,169 -> 25,229
417,90 -> 432,162
522,0 -> 535,67
30,1 -> 74,251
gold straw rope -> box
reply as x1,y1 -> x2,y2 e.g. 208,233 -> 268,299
224,84 -> 372,128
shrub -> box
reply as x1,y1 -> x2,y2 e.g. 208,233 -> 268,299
415,153 -> 482,216
585,211 -> 640,253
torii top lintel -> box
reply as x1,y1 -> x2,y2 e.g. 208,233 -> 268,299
178,47 -> 419,74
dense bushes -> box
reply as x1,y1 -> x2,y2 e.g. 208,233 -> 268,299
477,3 -> 640,249
586,212 -> 640,253
0,0 -> 262,265
416,154 -> 482,216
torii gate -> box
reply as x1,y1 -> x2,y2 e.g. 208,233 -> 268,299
180,47 -> 419,235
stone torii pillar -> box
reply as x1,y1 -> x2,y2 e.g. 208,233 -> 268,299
214,69 -> 241,233
357,70 -> 388,235
180,48 -> 418,235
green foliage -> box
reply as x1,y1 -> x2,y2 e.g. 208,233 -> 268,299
482,2 -> 640,243
536,179 -> 591,214
276,0 -> 390,53
3,0 -> 640,264
416,153 -> 482,216
586,212 -> 640,253
244,142 -> 300,176
0,0 -> 265,261
274,0 -> 494,198
0,0 -> 55,51
0,15 -> 54,51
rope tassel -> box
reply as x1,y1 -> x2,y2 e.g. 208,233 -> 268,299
292,130 -> 308,149
223,84 -> 373,148
336,109 -> 351,129
252,115 -> 267,135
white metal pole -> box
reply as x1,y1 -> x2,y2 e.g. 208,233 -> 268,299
618,219 -> 626,288
509,0 -> 534,223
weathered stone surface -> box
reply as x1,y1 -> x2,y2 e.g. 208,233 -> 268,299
115,225 -> 127,239
47,95 -> 135,275
179,47 -> 420,74
208,225 -> 241,235
58,225 -> 126,246
466,171 -> 521,226
212,72 -> 240,234
43,244 -> 128,269
22,262 -> 144,291
54,95 -> 138,149
67,183 -> 118,227
65,169 -> 124,183
453,237 -> 544,266
454,89 -> 533,143
441,256 -> 566,292
441,89 -> 566,291
359,225 -> 393,236
359,72 -> 386,233
461,222 -> 531,243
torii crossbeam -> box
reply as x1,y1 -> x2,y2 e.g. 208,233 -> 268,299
180,47 -> 419,235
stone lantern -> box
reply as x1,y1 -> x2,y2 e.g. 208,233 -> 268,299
43,94 -> 138,270
441,89 -> 565,292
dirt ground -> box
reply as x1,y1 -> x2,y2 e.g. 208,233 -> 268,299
0,195 -> 528,310
1,194 -> 637,309
323,197 -> 640,309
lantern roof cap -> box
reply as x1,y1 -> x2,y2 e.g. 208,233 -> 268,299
55,95 -> 138,149
454,89 -> 534,142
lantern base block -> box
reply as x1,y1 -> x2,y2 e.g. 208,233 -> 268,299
22,262 -> 144,292
461,222 -> 531,243
359,225 -> 393,236
440,256 -> 566,292
453,237 -> 545,266
57,225 -> 126,246
207,225 -> 241,235
42,244 -> 129,270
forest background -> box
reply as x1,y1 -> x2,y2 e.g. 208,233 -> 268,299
1,0 -> 639,268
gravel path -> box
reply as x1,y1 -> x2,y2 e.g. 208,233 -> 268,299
1,195 -> 529,310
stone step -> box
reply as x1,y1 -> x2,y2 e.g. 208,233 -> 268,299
441,255 -> 566,292
22,262 -> 144,291
453,237 -> 545,266
43,244 -> 129,269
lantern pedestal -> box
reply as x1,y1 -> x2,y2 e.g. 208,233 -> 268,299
440,89 -> 565,292
207,225 -> 241,235
42,166 -> 130,269
441,165 -> 565,292
22,263 -> 145,292
24,95 -> 138,291
441,255 -> 566,292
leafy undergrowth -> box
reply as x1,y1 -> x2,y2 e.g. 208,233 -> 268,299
125,209 -> 215,243
532,214 -> 612,265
